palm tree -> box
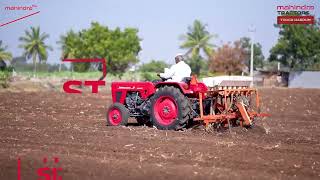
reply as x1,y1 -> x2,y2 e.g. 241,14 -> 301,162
180,20 -> 215,75
0,41 -> 12,70
19,26 -> 52,77
180,20 -> 215,58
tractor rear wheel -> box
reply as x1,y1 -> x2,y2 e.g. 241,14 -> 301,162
150,86 -> 190,130
106,103 -> 129,126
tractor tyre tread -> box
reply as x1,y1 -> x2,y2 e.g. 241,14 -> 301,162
151,86 -> 191,130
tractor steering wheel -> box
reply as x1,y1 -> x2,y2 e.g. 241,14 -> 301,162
157,73 -> 172,81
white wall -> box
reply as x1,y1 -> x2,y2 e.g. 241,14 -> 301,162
289,71 -> 320,88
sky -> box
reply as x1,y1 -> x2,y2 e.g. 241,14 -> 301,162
0,0 -> 319,65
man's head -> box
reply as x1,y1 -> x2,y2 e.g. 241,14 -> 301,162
175,53 -> 184,64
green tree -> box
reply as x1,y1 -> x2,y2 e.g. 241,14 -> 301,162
180,20 -> 215,75
0,41 -> 12,71
58,22 -> 142,76
0,41 -> 13,87
239,37 -> 265,70
0,41 -> 12,62
139,60 -> 168,81
57,30 -> 78,60
186,55 -> 207,76
269,23 -> 320,70
57,30 -> 88,72
19,26 -> 52,77
139,60 -> 168,73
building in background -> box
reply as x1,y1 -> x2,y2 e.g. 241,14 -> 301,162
254,68 -> 289,87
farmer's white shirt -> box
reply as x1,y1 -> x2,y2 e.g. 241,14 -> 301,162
160,61 -> 191,82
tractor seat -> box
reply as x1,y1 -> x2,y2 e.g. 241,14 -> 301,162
182,77 -> 192,84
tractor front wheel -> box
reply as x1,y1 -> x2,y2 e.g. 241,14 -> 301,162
106,103 -> 129,126
150,86 -> 190,130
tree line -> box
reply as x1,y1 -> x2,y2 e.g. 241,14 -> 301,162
173,19 -> 320,76
1,19 -> 320,79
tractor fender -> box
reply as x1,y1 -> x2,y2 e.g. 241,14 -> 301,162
155,82 -> 192,95
155,82 -> 208,94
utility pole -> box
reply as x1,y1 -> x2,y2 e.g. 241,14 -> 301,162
248,25 -> 256,86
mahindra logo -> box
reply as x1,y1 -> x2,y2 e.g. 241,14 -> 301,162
62,58 -> 107,94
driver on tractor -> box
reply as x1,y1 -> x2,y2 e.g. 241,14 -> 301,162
158,54 -> 191,82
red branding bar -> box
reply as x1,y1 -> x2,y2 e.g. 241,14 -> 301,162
277,16 -> 314,24
62,58 -> 107,94
63,58 -> 107,78
0,11 -> 40,27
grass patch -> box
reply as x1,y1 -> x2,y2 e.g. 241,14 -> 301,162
17,71 -> 143,81
0,70 -> 12,88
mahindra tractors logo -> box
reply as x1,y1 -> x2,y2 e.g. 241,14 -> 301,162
62,58 -> 107,94
276,4 -> 315,24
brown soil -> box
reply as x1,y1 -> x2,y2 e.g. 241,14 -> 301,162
0,88 -> 319,180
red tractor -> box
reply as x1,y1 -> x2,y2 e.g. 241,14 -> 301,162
106,76 -> 267,130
